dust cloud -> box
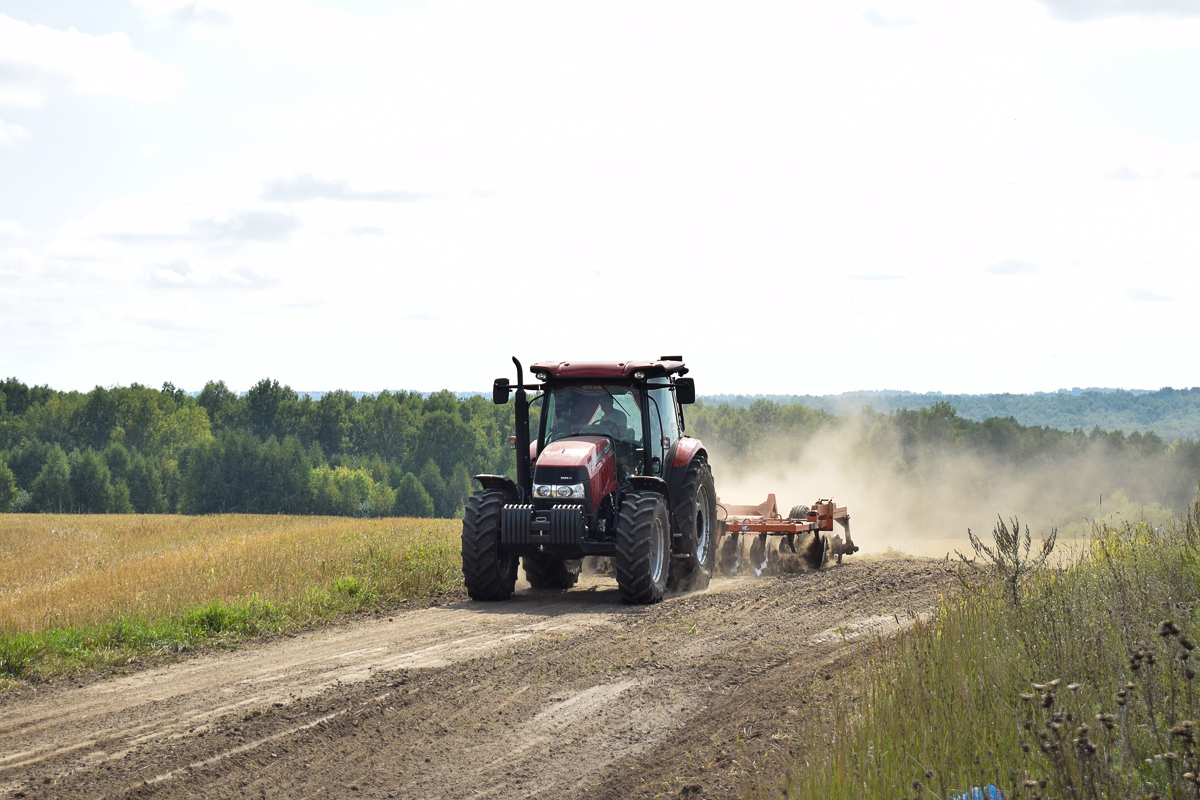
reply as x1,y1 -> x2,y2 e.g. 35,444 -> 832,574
704,418 -> 1176,560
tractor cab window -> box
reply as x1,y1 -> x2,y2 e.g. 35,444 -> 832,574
646,386 -> 680,475
545,384 -> 643,448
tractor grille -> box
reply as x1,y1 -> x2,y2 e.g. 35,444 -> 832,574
501,503 -> 585,549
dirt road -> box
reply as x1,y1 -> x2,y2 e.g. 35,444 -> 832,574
0,558 -> 951,800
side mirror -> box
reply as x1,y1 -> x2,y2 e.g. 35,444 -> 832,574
675,377 -> 696,405
492,378 -> 511,405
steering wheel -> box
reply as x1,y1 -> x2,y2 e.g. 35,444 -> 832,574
580,419 -> 624,438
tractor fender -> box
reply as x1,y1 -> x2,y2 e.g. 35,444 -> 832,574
667,438 -> 708,500
628,475 -> 669,497
473,474 -> 521,503
671,437 -> 705,470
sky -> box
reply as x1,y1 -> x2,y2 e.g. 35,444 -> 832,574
1,0 -> 1198,397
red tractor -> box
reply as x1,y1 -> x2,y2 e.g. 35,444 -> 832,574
462,357 -> 716,605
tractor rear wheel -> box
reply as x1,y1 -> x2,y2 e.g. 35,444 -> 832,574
523,556 -> 582,590
615,491 -> 670,604
461,490 -> 518,601
668,458 -> 717,593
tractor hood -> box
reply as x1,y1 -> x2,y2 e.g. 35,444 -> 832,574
533,436 -> 619,514
536,436 -> 611,471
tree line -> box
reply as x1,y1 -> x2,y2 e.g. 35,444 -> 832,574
0,378 -> 515,517
2,378 -> 1199,517
704,386 -> 1200,441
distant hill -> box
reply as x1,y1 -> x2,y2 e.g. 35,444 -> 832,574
699,387 -> 1200,441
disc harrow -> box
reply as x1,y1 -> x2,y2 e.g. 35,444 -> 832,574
716,494 -> 856,577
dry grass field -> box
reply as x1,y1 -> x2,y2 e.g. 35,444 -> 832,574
0,514 -> 462,680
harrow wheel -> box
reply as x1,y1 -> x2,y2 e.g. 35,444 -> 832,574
788,505 -> 810,520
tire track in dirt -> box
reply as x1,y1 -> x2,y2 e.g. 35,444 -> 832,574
0,558 -> 953,800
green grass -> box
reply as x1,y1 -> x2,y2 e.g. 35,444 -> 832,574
773,496 -> 1200,800
0,514 -> 463,683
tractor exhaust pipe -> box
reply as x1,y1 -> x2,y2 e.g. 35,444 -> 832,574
512,357 -> 532,499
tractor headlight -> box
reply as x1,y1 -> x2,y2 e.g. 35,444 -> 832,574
533,483 -> 586,500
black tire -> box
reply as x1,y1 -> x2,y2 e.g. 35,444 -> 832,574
461,490 -> 518,601
717,532 -> 741,577
523,556 -> 582,590
788,504 -> 810,520
615,492 -> 670,605
668,458 -> 718,593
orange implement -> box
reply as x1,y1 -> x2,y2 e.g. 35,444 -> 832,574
715,494 -> 856,575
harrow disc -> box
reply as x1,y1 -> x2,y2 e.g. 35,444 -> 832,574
717,534 -> 742,577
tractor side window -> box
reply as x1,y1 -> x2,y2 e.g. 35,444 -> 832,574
528,393 -> 544,448
650,387 -> 679,444
646,387 -> 678,476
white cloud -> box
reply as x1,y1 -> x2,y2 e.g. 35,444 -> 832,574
850,273 -> 907,281
146,257 -> 277,290
1129,286 -> 1173,301
863,9 -> 919,28
0,116 -> 29,144
1038,0 -> 1200,21
0,219 -> 27,238
0,247 -> 37,277
986,260 -> 1040,275
262,173 -> 429,204
106,210 -> 302,245
0,13 -> 181,106
1106,165 -> 1165,181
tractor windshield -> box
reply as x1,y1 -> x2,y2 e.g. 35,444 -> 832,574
544,384 -> 643,448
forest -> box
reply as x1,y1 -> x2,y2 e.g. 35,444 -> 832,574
2,377 -> 1199,518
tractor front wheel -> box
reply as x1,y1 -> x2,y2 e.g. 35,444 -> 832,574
615,492 -> 670,604
461,490 -> 518,601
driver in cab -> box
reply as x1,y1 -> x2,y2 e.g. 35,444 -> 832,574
552,394 -> 630,442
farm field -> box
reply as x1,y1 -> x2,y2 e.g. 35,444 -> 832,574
0,556 -> 952,799
0,514 -> 463,680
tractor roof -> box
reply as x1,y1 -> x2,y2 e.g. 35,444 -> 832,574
530,358 -> 688,380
